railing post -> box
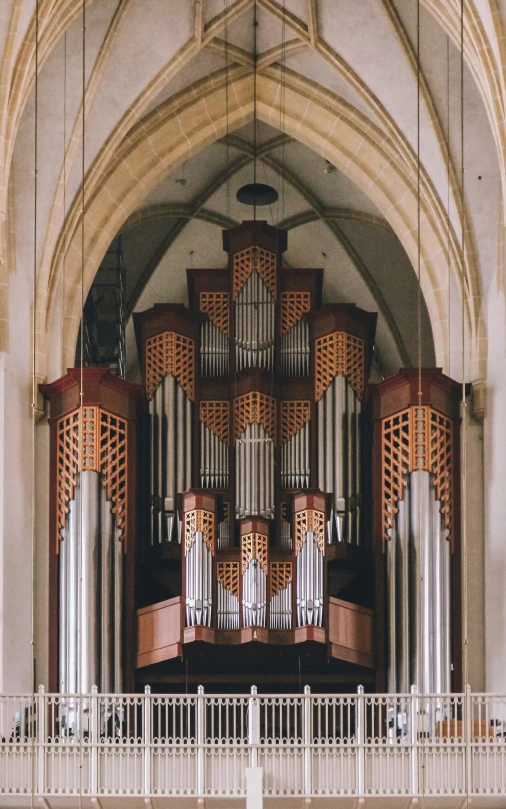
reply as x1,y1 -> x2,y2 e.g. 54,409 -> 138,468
356,685 -> 365,797
248,686 -> 260,768
465,684 -> 472,799
197,685 -> 206,796
90,685 -> 98,795
409,685 -> 419,797
36,685 -> 45,795
143,685 -> 152,796
303,685 -> 312,797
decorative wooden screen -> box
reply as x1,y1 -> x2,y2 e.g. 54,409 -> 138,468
314,331 -> 365,401
241,532 -> 269,573
200,292 -> 230,335
234,391 -> 277,443
232,246 -> 277,299
270,562 -> 292,598
280,292 -> 311,334
381,405 -> 454,544
200,401 -> 230,443
145,331 -> 195,400
281,401 -> 311,443
184,509 -> 216,555
217,562 -> 240,598
295,509 -> 325,555
56,407 -> 128,548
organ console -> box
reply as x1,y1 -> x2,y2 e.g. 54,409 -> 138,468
41,220 -> 462,694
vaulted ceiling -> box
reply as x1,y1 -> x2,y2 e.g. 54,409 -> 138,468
1,0 -> 502,385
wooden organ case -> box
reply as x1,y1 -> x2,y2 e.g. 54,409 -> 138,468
133,221 -> 378,691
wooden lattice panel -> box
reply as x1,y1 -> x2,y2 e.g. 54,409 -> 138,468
99,410 -> 128,540
184,508 -> 216,555
295,509 -> 325,556
280,292 -> 311,334
200,401 -> 230,443
217,562 -> 240,598
145,331 -> 195,400
56,409 -> 81,545
200,292 -> 230,335
232,246 -> 277,300
281,400 -> 311,443
314,331 -> 365,401
234,391 -> 277,443
270,562 -> 292,598
429,410 -> 453,541
56,406 -> 128,547
381,406 -> 454,543
241,532 -> 268,573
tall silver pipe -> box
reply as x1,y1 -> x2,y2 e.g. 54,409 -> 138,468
296,531 -> 323,627
59,532 -> 68,692
79,471 -> 99,694
387,471 -> 451,695
100,484 -> 113,694
113,528 -> 123,693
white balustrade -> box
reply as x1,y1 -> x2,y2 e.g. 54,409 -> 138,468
0,686 -> 505,802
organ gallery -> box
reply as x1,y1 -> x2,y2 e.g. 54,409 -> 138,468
41,220 -> 462,694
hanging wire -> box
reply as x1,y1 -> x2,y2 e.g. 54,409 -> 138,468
31,0 -> 40,806
253,0 -> 257,222
281,0 -> 286,225
460,0 -> 469,695
79,0 -> 86,805
446,35 -> 451,377
62,32 -> 67,376
224,0 -> 230,221
416,4 -> 427,807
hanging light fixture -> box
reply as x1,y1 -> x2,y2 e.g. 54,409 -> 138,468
236,0 -> 278,210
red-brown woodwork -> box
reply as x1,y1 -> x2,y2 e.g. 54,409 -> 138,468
314,331 -> 365,401
280,291 -> 311,333
145,331 -> 195,400
281,400 -> 311,443
200,291 -> 230,335
292,492 -> 327,556
233,391 -> 277,443
232,245 -> 277,300
200,400 -> 230,443
270,562 -> 292,598
217,562 -> 240,598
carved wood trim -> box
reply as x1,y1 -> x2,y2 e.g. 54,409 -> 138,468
200,291 -> 230,335
270,562 -> 292,598
281,400 -> 311,443
234,391 -> 277,443
295,509 -> 325,556
381,405 -> 454,543
232,246 -> 277,300
280,291 -> 311,334
145,331 -> 195,400
241,532 -> 269,573
314,331 -> 365,401
56,406 -> 128,548
184,508 -> 216,555
200,400 -> 230,444
217,562 -> 240,598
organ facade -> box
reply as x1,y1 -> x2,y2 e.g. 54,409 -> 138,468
41,221 -> 462,695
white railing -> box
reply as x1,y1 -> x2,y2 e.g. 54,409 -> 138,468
1,685 -> 506,800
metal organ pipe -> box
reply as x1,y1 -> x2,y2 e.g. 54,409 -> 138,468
270,583 -> 292,629
387,470 -> 451,694
59,472 -> 124,694
242,560 -> 267,628
149,374 -> 192,544
318,375 -> 361,544
235,424 -> 274,519
296,531 -> 324,628
235,273 -> 275,371
281,422 -> 310,489
185,531 -> 212,627
201,320 -> 229,377
280,318 -> 309,376
217,582 -> 240,629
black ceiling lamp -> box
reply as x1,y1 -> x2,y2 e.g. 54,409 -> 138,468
236,0 -> 278,213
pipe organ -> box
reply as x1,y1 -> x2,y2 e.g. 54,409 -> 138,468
41,370 -> 138,693
133,221 -> 377,654
41,221 -> 464,694
373,369 -> 462,692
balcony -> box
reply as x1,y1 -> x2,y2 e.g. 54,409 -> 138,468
0,687 -> 504,807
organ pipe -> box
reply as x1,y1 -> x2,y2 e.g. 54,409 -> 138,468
235,423 -> 275,520
374,369 -> 461,694
41,369 -> 136,694
387,471 -> 451,694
